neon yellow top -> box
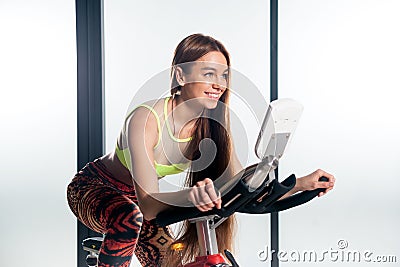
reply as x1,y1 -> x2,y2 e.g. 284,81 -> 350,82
115,97 -> 193,178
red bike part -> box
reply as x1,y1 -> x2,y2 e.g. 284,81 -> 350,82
184,253 -> 228,266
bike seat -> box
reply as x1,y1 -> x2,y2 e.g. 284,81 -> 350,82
82,236 -> 104,254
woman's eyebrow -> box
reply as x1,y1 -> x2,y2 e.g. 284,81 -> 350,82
200,67 -> 229,72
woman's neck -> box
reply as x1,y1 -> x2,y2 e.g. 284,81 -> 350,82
172,95 -> 204,133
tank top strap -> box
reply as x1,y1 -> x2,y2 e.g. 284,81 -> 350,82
123,103 -> 162,149
163,96 -> 193,143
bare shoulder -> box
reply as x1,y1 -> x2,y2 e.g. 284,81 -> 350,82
144,97 -> 165,115
125,97 -> 165,146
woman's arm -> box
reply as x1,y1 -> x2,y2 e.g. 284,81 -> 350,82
126,106 -> 220,220
126,106 -> 184,220
279,169 -> 336,200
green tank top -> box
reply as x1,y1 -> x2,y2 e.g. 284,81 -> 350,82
115,96 -> 192,178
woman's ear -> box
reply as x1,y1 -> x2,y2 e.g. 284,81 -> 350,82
175,66 -> 185,87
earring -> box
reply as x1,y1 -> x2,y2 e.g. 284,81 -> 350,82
175,89 -> 181,96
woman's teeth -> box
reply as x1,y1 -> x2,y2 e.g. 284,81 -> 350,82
205,92 -> 219,99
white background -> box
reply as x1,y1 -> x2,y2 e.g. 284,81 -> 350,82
0,0 -> 399,266
278,0 -> 400,266
0,0 -> 77,266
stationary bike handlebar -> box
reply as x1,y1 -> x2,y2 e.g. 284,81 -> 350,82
156,99 -> 325,228
155,162 -> 328,227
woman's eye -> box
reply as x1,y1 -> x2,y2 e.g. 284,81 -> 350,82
222,74 -> 228,80
204,72 -> 214,77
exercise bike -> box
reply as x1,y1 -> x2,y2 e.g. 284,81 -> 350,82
82,99 -> 328,266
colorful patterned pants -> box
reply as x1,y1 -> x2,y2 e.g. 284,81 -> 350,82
67,159 -> 174,267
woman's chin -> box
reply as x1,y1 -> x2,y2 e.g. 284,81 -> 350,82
203,99 -> 219,109
189,96 -> 219,110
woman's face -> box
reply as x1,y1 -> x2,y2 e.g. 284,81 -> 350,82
179,51 -> 229,109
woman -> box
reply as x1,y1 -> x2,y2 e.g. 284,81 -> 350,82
67,33 -> 335,267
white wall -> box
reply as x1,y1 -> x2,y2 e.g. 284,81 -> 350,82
0,0 -> 76,266
278,0 -> 400,266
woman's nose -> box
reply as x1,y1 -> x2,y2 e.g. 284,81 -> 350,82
212,76 -> 226,88
212,82 -> 220,89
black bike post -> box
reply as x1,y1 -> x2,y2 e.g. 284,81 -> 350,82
76,0 -> 105,266
270,0 -> 279,266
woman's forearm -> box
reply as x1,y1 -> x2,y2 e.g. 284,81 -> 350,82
138,189 -> 192,220
150,189 -> 193,207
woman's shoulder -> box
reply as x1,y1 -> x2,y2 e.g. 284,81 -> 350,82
124,96 -> 168,128
135,97 -> 167,118
139,97 -> 165,112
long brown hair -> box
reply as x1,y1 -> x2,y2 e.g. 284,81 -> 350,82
164,33 -> 237,266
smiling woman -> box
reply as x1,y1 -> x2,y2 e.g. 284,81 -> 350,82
67,33 -> 240,267
102,2 -> 271,264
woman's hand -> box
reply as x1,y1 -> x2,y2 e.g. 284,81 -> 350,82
296,169 -> 335,197
188,178 -> 222,212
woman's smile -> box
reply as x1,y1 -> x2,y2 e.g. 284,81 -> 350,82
204,90 -> 222,100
